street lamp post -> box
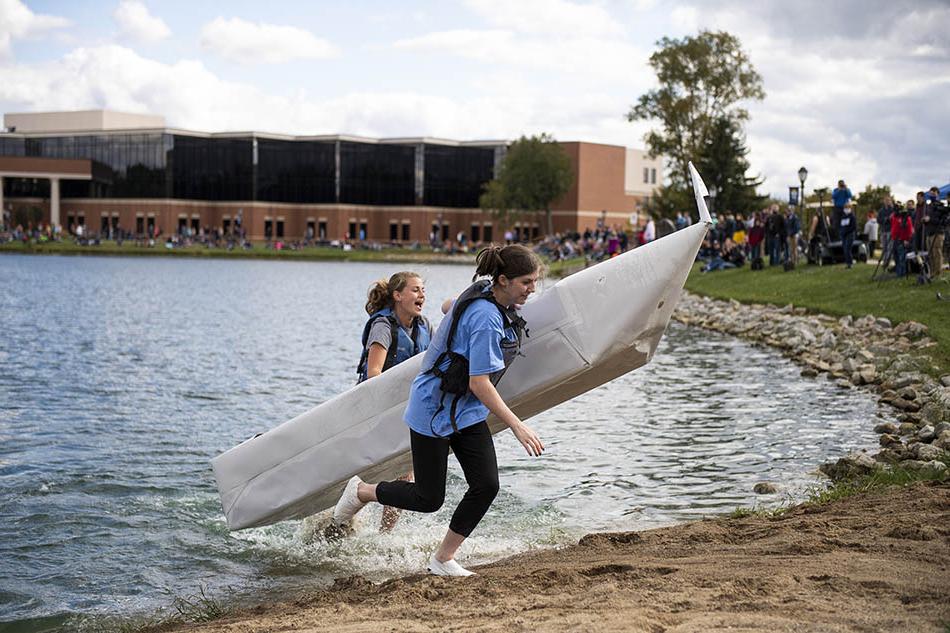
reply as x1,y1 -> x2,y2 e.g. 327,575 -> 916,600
797,166 -> 807,219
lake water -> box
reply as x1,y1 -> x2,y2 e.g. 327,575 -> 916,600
0,254 -> 882,631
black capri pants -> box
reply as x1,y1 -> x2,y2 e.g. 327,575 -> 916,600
375,421 -> 499,537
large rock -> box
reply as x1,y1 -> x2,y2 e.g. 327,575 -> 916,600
873,422 -> 898,435
933,431 -> 950,450
898,422 -> 918,436
912,443 -> 946,462
917,425 -> 936,443
898,386 -> 918,401
879,433 -> 901,447
891,398 -> 921,412
819,452 -> 879,481
942,375 -> 950,387
753,482 -> 778,494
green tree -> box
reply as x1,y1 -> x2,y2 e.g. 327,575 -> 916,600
479,134 -> 574,237
627,30 -> 765,218
696,117 -> 767,216
854,184 -> 892,223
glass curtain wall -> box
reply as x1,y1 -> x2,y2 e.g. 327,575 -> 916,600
1,133 -> 504,209
423,145 -> 495,208
339,142 -> 415,205
255,139 -> 335,203
169,135 -> 253,200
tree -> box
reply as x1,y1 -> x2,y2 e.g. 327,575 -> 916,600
695,117 -> 767,216
479,134 -> 574,237
854,184 -> 892,223
627,30 -> 765,215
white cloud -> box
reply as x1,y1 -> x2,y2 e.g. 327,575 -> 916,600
668,6 -> 698,34
464,0 -> 623,37
394,29 -> 651,88
0,0 -> 70,59
199,17 -> 337,65
113,0 -> 170,44
0,44 -> 651,150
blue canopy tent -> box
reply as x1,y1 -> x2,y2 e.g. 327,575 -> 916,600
939,183 -> 950,197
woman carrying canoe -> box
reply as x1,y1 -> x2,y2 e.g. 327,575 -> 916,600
354,271 -> 432,531
333,244 -> 544,576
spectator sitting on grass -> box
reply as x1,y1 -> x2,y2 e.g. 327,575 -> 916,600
701,238 -> 745,273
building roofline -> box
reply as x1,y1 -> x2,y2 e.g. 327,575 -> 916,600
0,126 -> 510,146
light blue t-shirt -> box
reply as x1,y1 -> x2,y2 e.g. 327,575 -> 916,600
404,297 -> 517,437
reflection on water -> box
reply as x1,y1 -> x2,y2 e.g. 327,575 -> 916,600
0,254 -> 880,629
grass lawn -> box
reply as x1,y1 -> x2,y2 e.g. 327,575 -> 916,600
685,261 -> 950,375
0,240 -> 475,265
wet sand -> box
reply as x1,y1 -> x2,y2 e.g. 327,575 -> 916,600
169,481 -> 949,632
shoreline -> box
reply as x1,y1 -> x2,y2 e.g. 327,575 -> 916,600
673,292 -> 950,477
0,240 -> 478,266
155,482 -> 949,632
139,291 -> 950,633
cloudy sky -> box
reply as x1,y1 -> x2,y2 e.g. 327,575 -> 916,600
1,0 -> 947,200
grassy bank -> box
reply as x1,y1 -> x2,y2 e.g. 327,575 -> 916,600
0,240 -> 476,265
685,262 -> 950,374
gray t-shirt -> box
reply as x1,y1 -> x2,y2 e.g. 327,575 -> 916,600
366,315 -> 432,353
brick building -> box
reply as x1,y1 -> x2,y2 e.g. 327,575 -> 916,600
0,110 -> 663,241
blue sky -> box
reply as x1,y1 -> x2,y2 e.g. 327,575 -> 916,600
2,0 -> 948,201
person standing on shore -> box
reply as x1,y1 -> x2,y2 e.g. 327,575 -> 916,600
831,180 -> 853,240
878,196 -> 896,265
354,271 -> 432,532
892,202 -> 915,277
863,210 -> 879,261
785,206 -> 801,266
332,245 -> 544,576
923,190 -> 948,279
839,203 -> 857,268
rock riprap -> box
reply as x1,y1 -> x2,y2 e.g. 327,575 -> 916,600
673,293 -> 949,477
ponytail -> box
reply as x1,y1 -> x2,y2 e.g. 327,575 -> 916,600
365,271 -> 422,314
473,244 -> 543,282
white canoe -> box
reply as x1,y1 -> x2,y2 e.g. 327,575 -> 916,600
212,163 -> 712,531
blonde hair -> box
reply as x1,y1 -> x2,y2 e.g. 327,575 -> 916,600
365,271 -> 421,315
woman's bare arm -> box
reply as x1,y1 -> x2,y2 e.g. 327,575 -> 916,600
365,343 -> 387,379
469,374 -> 543,456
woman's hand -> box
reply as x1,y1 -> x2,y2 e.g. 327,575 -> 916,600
510,421 -> 544,457
469,375 -> 544,457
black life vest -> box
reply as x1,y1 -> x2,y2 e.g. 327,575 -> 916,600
425,280 -> 528,433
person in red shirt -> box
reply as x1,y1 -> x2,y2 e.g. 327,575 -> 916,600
891,201 -> 915,277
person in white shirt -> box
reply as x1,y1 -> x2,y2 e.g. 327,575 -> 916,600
642,216 -> 656,244
863,211 -> 879,260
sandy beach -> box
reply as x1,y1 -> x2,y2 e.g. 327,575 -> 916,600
165,481 -> 949,632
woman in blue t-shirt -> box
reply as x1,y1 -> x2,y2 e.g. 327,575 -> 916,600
332,244 -> 544,576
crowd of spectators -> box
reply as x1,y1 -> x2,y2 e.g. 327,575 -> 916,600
3,185 -> 948,281
693,181 -> 950,281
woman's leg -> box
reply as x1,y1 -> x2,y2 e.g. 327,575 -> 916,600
370,430 -> 449,513
379,471 -> 413,532
439,422 -> 499,557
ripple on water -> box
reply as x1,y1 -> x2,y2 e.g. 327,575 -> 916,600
0,255 -> 879,628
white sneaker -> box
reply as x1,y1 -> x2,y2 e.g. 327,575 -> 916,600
332,476 -> 366,526
427,554 -> 475,577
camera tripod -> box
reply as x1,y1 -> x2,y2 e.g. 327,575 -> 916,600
871,238 -> 895,282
